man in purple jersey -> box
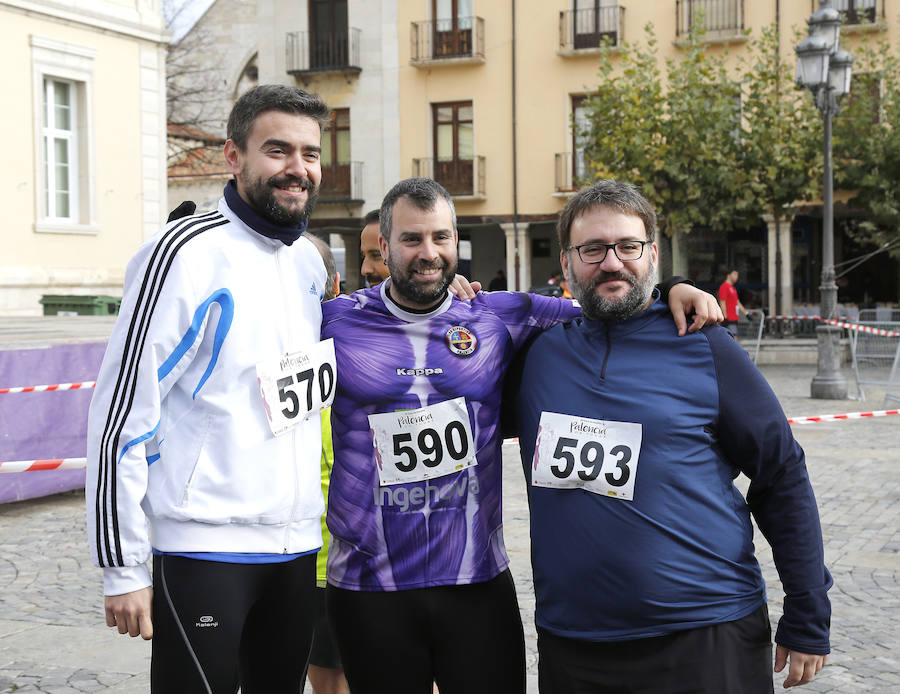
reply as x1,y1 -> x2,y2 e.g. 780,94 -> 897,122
320,177 -> 721,694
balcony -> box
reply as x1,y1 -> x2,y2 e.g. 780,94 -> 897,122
285,29 -> 361,79
675,0 -> 744,41
558,6 -> 624,55
554,151 -> 588,195
319,161 -> 365,206
412,157 -> 486,199
824,0 -> 884,29
410,17 -> 485,66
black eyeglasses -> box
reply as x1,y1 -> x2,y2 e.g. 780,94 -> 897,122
567,240 -> 649,264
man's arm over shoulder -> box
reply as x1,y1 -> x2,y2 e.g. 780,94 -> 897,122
477,290 -> 580,350
706,328 -> 832,656
321,292 -> 359,338
658,277 -> 723,335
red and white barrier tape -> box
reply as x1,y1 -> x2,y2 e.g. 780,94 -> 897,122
3,408 -> 898,471
0,381 -> 96,395
765,315 -> 900,337
0,457 -> 87,473
824,319 -> 900,337
787,409 -> 900,424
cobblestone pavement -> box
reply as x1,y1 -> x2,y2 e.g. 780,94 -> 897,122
0,364 -> 897,692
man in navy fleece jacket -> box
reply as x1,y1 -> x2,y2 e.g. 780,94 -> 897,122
508,180 -> 831,693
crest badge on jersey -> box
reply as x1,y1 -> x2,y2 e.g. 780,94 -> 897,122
445,325 -> 478,356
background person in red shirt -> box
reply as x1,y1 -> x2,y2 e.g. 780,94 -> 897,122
718,268 -> 747,335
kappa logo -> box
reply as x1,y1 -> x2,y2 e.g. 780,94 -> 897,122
445,326 -> 478,357
396,367 -> 445,377
196,615 -> 219,628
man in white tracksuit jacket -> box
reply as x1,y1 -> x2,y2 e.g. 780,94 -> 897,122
86,85 -> 332,692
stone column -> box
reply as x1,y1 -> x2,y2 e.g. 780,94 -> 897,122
669,232 -> 689,278
517,226 -> 531,291
763,212 -> 794,317
501,223 -> 517,290
500,222 -> 531,291
141,42 -> 167,239
812,324 -> 848,399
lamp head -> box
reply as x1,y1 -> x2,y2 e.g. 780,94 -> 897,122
795,35 -> 831,88
828,48 -> 855,98
808,1 -> 842,54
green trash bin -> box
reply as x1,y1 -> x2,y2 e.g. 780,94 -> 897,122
39,294 -> 121,316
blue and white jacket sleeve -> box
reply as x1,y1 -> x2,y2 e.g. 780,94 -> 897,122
707,327 -> 832,655
86,240 -> 200,596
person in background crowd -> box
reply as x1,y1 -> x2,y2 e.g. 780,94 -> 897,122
304,235 -> 351,694
488,270 -> 507,292
719,267 -> 748,335
360,209 -> 390,287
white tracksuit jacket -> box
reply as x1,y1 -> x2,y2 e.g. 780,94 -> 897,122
86,197 -> 327,596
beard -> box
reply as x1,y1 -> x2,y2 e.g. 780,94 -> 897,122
388,255 -> 458,307
241,169 -> 319,227
570,261 -> 657,321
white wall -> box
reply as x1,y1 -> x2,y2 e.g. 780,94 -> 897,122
0,0 -> 168,315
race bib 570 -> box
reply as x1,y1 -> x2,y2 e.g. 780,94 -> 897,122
256,339 -> 337,437
531,411 -> 641,501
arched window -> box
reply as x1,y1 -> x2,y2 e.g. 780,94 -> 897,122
233,53 -> 258,102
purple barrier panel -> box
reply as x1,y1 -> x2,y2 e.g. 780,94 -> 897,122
0,342 -> 107,503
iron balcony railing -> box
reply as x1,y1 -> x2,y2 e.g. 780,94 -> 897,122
319,161 -> 364,204
824,0 -> 881,24
410,16 -> 485,63
412,156 -> 486,197
676,0 -> 743,37
554,152 -> 588,193
558,6 -> 624,50
286,28 -> 361,75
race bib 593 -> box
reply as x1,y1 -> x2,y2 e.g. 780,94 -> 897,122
531,411 -> 641,501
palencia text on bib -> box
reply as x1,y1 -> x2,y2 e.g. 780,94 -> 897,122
531,411 -> 641,501
256,338 -> 337,437
368,397 -> 478,486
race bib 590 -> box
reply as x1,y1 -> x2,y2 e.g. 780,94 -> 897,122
368,397 -> 477,486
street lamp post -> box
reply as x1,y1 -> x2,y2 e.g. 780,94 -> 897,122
796,0 -> 853,400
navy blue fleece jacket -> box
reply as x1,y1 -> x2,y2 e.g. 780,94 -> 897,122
511,297 -> 832,654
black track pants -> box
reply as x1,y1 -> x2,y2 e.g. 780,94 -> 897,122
537,604 -> 774,694
150,553 -> 317,693
326,569 -> 526,694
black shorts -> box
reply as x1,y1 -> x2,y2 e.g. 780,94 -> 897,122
327,569 -> 525,694
308,585 -> 342,670
150,553 -> 317,693
537,604 -> 774,694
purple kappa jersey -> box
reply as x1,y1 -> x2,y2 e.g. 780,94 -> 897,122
321,282 -> 580,591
